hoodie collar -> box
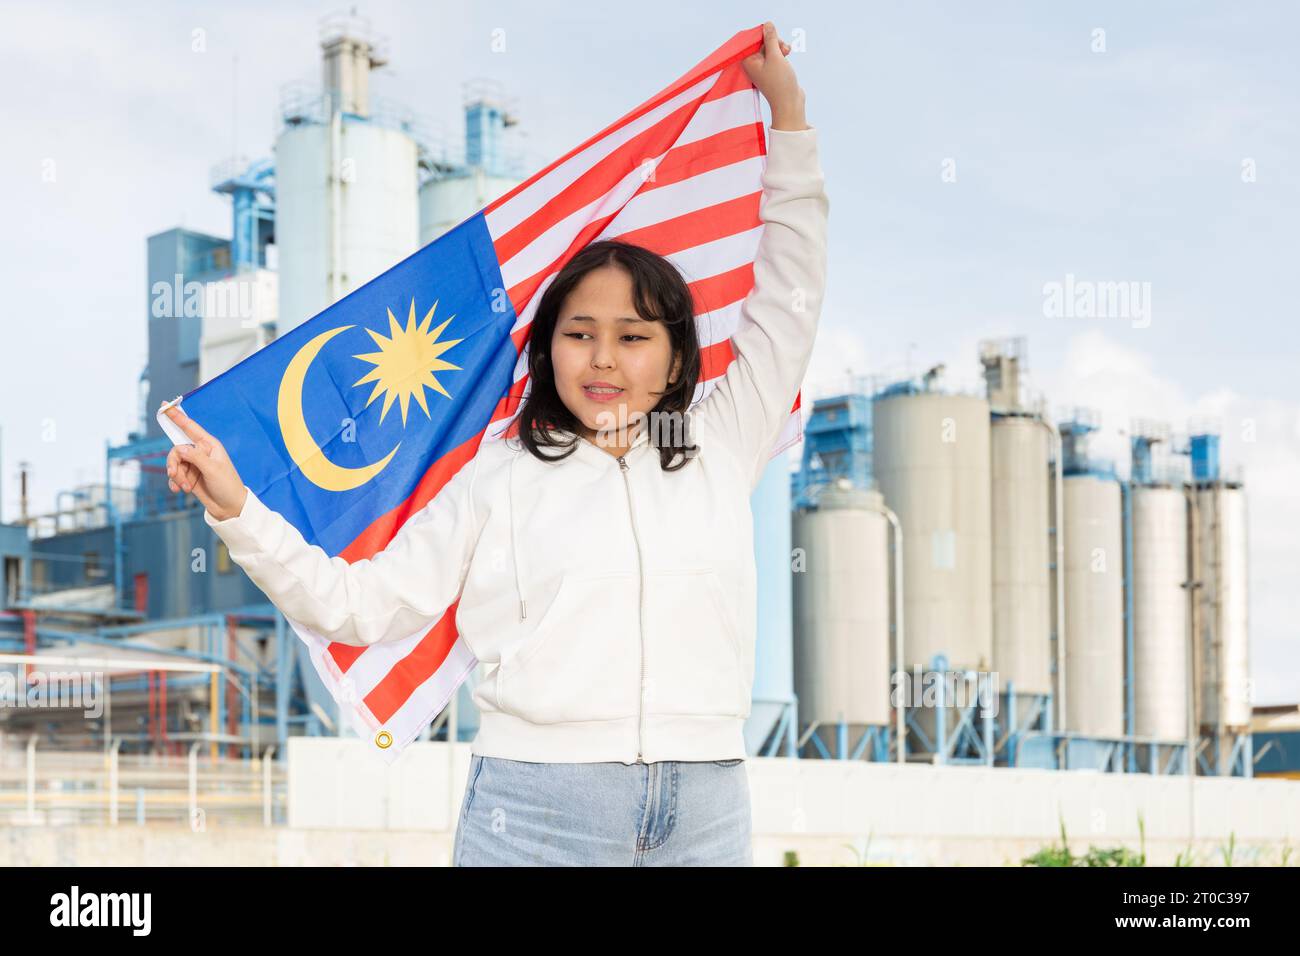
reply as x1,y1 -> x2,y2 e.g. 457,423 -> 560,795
551,422 -> 652,459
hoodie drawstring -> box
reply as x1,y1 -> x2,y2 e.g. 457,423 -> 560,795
509,450 -> 527,621
506,428 -> 647,624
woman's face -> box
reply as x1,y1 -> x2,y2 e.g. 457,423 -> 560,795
550,263 -> 682,450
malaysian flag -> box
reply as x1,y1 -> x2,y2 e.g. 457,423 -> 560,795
159,23 -> 802,763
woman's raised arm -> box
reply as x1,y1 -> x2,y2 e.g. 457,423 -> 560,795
692,24 -> 829,489
165,404 -> 482,647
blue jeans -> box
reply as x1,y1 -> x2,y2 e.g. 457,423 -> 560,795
452,754 -> 753,866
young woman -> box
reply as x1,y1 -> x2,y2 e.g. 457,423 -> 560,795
163,21 -> 827,866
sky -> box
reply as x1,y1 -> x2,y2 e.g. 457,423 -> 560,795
0,0 -> 1295,704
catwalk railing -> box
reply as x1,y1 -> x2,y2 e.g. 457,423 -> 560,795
0,738 -> 285,828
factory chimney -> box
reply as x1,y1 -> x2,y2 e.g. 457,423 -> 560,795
320,14 -> 388,117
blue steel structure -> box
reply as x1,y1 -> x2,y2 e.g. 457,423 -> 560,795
790,393 -> 873,508
1058,412 -> 1117,481
801,718 -> 892,762
0,522 -> 29,606
2,147 -> 330,762
210,157 -> 276,272
465,98 -> 517,175
903,652 -> 999,766
901,653 -> 1000,767
1190,433 -> 1220,483
1250,704 -> 1298,779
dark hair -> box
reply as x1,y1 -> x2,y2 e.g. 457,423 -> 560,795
509,239 -> 701,471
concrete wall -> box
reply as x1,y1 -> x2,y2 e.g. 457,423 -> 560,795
3,738 -> 1297,866
283,739 -> 1299,866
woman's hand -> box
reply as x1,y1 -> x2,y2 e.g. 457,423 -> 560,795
163,404 -> 249,522
741,22 -> 807,132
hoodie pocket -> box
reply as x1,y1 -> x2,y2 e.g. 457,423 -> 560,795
497,572 -> 643,725
643,568 -> 746,718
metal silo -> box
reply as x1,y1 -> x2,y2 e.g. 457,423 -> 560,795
419,86 -> 524,245
276,19 -> 419,335
1130,484 -> 1189,741
1185,431 -> 1252,776
871,387 -> 992,675
420,167 -> 520,245
989,415 -> 1052,697
792,481 -> 893,758
1062,474 -> 1125,738
1194,483 -> 1251,732
979,339 -> 1061,763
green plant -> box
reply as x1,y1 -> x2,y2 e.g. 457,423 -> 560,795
1022,812 -> 1147,867
841,828 -> 875,866
1280,844 -> 1293,866
782,849 -> 799,867
1022,815 -> 1074,866
1174,845 -> 1197,866
1080,845 -> 1145,867
1219,831 -> 1236,867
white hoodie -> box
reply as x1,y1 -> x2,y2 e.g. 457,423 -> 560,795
203,126 -> 828,764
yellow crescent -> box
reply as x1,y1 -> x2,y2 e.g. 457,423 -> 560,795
278,324 -> 400,492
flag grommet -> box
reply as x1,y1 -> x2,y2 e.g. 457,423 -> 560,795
375,731 -> 393,749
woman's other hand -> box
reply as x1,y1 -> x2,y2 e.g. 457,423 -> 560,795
163,404 -> 248,522
741,21 -> 807,132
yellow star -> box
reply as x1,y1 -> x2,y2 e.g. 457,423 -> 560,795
352,299 -> 464,425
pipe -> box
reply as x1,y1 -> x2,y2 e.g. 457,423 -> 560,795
262,745 -> 277,827
30,626 -> 255,679
226,615 -> 238,759
1122,481 -> 1135,772
188,742 -> 201,828
1182,482 -> 1200,843
275,612 -> 290,761
1209,487 -> 1225,771
105,438 -> 124,605
878,504 -> 905,764
209,669 -> 219,762
20,461 -> 29,524
21,609 -> 35,681
252,652 -> 259,758
103,675 -> 112,755
1035,417 -> 1067,733
1183,484 -> 1200,762
329,104 -> 342,304
26,734 -> 37,823
109,738 -> 121,826
0,654 -> 220,675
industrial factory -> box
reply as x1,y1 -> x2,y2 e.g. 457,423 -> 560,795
1,14 -> 1296,865
787,341 -> 1259,778
1,17 -> 528,762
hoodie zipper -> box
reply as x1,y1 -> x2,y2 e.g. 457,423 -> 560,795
617,453 -> 647,765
